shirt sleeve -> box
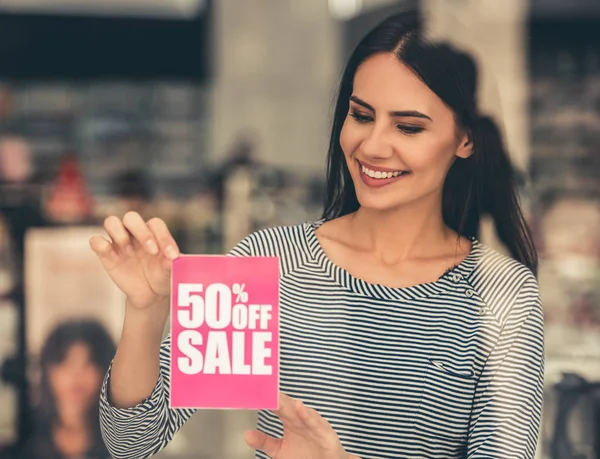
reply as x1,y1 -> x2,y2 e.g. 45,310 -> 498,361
98,236 -> 254,459
467,275 -> 545,459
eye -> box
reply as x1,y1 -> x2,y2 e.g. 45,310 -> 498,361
349,110 -> 373,123
396,125 -> 424,135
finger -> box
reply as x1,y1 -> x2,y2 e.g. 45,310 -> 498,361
103,216 -> 134,256
273,392 -> 300,425
297,401 -> 323,431
147,217 -> 179,261
244,430 -> 281,458
89,235 -> 122,271
122,211 -> 158,255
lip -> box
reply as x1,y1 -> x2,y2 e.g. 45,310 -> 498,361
357,160 -> 406,173
356,159 -> 410,189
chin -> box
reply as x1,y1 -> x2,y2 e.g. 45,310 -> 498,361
355,191 -> 409,213
353,176 -> 440,214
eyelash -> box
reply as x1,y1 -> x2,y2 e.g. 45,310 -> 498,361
349,111 -> 424,135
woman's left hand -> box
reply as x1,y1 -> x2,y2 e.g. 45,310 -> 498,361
244,393 -> 359,459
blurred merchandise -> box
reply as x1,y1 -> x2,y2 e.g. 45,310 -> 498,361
0,131 -> 47,259
529,18 -> 600,359
529,14 -> 600,459
0,137 -> 34,184
0,216 -> 17,296
223,167 -> 253,252
540,373 -> 600,459
0,295 -> 19,448
108,170 -> 153,219
45,154 -> 94,225
0,123 -> 48,453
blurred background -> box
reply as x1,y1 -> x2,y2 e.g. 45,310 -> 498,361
0,0 -> 598,458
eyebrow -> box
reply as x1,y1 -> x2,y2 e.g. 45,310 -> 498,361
350,95 -> 433,121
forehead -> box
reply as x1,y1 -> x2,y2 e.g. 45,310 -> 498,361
62,342 -> 92,361
352,53 -> 445,115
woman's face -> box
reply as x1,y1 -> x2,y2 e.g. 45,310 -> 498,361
339,52 -> 472,213
48,342 -> 103,412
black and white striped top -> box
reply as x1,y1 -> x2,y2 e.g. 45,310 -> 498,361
99,220 -> 544,459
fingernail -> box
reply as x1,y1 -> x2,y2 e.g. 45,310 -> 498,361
146,240 -> 159,254
165,246 -> 178,260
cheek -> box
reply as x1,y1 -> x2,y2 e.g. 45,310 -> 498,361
77,367 -> 103,396
48,365 -> 103,400
405,137 -> 456,173
339,118 -> 360,159
48,367 -> 70,398
88,368 -> 103,391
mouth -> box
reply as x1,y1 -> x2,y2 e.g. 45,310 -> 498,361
357,160 -> 411,188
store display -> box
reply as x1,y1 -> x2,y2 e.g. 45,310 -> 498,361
45,153 -> 94,224
0,302 -> 18,449
0,215 -> 18,448
529,23 -> 600,360
530,18 -> 600,459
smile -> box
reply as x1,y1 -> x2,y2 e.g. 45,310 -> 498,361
357,160 -> 411,188
360,164 -> 409,179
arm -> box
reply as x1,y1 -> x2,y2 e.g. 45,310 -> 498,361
99,333 -> 194,459
467,277 -> 544,459
99,237 -> 253,459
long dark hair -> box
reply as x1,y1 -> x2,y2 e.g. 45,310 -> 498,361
323,11 -> 537,274
32,319 -> 115,458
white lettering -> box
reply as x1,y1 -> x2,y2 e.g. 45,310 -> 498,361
177,284 -> 204,328
231,332 -> 251,374
252,332 -> 272,375
205,283 -> 232,329
177,330 -> 203,374
203,331 -> 231,374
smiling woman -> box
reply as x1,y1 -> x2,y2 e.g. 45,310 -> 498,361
339,52 -> 467,209
91,10 -> 544,459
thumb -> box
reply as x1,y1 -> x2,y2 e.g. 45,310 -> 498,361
244,430 -> 281,458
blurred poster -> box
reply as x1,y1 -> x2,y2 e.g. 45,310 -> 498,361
18,227 -> 123,459
24,227 -> 125,360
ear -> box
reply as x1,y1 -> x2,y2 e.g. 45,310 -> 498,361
455,131 -> 474,159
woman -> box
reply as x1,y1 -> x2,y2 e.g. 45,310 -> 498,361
91,12 -> 544,459
20,320 -> 115,459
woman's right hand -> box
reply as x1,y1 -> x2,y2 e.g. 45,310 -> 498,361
89,212 -> 180,309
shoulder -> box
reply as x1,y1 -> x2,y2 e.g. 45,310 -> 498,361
469,242 -> 541,325
227,221 -> 316,276
472,242 -> 537,288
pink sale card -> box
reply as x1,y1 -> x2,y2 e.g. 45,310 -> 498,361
170,255 -> 279,410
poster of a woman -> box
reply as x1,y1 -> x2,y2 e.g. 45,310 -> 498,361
18,320 -> 115,459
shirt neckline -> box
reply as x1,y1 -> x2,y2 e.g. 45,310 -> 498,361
304,219 -> 482,301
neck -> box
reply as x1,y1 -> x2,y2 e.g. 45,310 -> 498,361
350,195 -> 457,263
55,405 -> 89,431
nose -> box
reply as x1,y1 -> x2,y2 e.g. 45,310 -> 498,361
359,123 -> 393,160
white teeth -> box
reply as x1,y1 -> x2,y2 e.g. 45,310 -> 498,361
361,164 -> 405,179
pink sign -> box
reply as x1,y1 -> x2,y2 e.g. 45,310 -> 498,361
170,255 -> 279,410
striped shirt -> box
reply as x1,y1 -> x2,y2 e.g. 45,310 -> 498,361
99,220 -> 544,459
